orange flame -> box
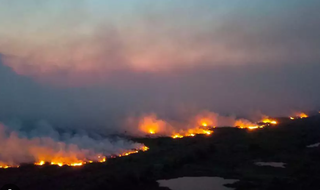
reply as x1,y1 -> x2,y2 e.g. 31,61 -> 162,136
136,113 -> 215,139
262,118 -> 278,125
30,146 -> 149,168
235,119 -> 260,130
138,114 -> 167,135
299,113 -> 308,118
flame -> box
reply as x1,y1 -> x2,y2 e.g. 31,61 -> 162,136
99,157 -> 106,163
235,117 -> 276,130
136,113 -> 215,139
235,119 -> 259,130
118,146 -> 149,157
70,162 -> 83,167
262,119 -> 277,125
172,134 -> 184,139
248,126 -> 259,130
29,146 -> 149,168
203,130 -> 212,135
171,129 -> 213,139
0,161 -> 19,169
0,122 -> 150,169
0,165 -> 10,169
299,113 -> 308,118
35,160 -> 45,166
142,146 -> 149,151
138,114 -> 167,135
289,113 -> 308,120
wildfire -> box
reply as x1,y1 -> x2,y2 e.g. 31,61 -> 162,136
35,160 -> 45,166
235,117 -> 278,130
137,114 -> 166,136
262,119 -> 278,125
235,119 -> 260,130
29,147 -> 150,168
31,146 -> 150,167
0,162 -> 19,169
35,156 -> 105,167
136,113 -> 215,139
118,146 -> 149,157
171,129 -> 213,139
98,157 -> 106,163
299,113 -> 308,118
248,126 -> 259,130
172,134 -> 184,139
289,113 -> 309,120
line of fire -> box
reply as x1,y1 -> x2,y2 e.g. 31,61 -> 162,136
0,112 -> 315,169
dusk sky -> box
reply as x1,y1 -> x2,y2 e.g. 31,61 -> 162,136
0,0 -> 320,132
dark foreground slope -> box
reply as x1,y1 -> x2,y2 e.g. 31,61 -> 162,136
1,116 -> 320,190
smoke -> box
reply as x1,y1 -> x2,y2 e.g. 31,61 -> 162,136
1,0 -> 320,84
0,120 -> 144,167
0,1 -> 320,137
124,111 -> 256,137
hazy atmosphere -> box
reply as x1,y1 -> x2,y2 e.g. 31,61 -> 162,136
1,1 -> 320,190
1,0 -> 320,132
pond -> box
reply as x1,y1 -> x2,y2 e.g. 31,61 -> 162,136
158,177 -> 238,190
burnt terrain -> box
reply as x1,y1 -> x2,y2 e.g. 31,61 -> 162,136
1,116 -> 320,190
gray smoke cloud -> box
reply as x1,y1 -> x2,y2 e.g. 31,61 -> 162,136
0,1 -> 320,134
0,119 -> 144,166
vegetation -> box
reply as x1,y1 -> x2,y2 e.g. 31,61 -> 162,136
1,116 -> 320,189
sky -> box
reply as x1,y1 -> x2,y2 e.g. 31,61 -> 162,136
0,0 -> 320,132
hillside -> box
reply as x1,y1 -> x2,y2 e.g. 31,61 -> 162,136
1,116 -> 320,190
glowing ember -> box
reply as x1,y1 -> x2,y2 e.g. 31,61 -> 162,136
290,117 -> 295,120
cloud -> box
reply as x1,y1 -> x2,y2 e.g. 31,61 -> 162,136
0,1 -> 319,134
1,0 -> 319,85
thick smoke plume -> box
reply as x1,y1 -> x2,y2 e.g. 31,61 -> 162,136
0,1 -> 320,142
124,111 -> 257,137
0,120 -> 144,167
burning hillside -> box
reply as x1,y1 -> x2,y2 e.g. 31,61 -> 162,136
126,111 -> 283,138
0,122 -> 148,169
0,111 -> 313,169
